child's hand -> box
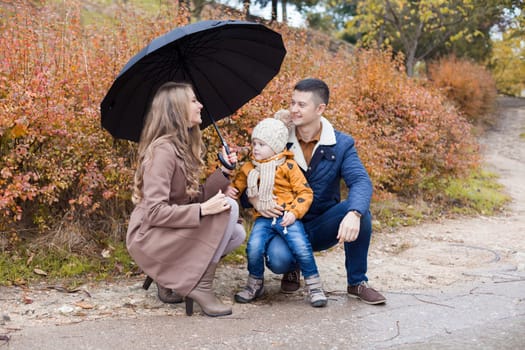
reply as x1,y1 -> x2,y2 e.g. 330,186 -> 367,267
224,186 -> 239,199
249,196 -> 284,218
280,211 -> 296,227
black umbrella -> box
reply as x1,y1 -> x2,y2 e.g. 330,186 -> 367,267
100,20 -> 286,166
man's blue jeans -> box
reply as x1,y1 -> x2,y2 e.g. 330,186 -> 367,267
264,201 -> 372,286
247,217 -> 319,279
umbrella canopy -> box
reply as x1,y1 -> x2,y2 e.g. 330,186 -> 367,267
100,20 -> 286,143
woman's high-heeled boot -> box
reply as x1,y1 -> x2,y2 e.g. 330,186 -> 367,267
157,283 -> 183,304
143,276 -> 183,304
185,263 -> 232,317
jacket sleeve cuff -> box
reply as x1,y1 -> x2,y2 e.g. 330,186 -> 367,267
348,209 -> 362,218
200,169 -> 230,202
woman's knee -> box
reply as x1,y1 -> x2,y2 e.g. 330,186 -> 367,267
233,223 -> 246,244
226,197 -> 239,218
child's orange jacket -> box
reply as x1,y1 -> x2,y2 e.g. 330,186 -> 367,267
232,150 -> 313,219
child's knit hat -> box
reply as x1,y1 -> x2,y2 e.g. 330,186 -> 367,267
251,118 -> 289,154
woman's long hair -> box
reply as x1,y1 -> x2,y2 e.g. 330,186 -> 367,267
132,82 -> 204,204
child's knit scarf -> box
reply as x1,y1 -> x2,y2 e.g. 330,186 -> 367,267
246,153 -> 286,211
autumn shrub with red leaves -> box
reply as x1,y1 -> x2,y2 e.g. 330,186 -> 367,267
0,1 -> 189,239
427,55 -> 497,125
1,1 -> 480,247
345,50 -> 480,196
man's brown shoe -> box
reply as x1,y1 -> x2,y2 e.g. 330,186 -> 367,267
280,268 -> 300,293
347,281 -> 386,305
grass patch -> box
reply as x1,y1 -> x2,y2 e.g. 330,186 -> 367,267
220,244 -> 246,265
0,240 -> 136,287
441,169 -> 510,215
370,168 -> 510,230
371,197 -> 429,231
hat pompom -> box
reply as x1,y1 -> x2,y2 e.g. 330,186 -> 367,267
252,118 -> 289,154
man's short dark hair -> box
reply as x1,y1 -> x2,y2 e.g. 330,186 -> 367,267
294,78 -> 329,106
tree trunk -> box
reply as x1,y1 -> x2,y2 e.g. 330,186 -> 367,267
282,0 -> 287,24
191,0 -> 208,19
271,0 -> 278,22
404,21 -> 423,77
405,47 -> 416,77
377,24 -> 385,49
243,0 -> 251,19
179,0 -> 191,23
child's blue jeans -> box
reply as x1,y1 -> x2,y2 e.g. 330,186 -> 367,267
246,216 -> 319,279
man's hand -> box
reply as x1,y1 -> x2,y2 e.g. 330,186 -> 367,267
248,196 -> 284,218
337,211 -> 361,243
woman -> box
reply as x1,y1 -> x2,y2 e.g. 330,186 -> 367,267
126,82 -> 245,317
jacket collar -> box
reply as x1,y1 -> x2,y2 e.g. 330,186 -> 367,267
288,116 -> 336,171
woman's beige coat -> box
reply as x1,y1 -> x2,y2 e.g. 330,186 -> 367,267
126,142 -> 230,297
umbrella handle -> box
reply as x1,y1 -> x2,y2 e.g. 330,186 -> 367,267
204,110 -> 236,170
218,143 -> 236,170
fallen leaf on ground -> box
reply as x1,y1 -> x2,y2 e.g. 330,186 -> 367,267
74,301 -> 94,309
26,253 -> 34,265
33,268 -> 47,276
14,278 -> 27,287
101,249 -> 111,258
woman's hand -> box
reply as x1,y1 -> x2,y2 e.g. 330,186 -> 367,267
200,190 -> 231,216
219,146 -> 237,175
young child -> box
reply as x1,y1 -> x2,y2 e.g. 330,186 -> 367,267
230,114 -> 328,307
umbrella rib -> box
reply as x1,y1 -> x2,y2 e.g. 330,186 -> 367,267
188,42 -> 284,71
184,27 -> 285,71
187,45 -> 284,95
180,33 -> 284,113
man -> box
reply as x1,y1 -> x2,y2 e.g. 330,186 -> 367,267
252,78 -> 386,305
